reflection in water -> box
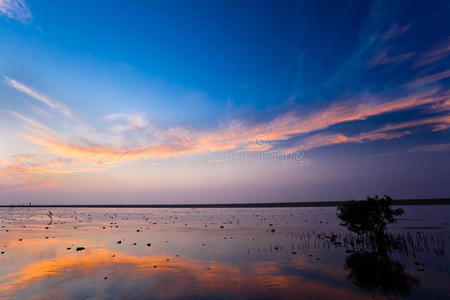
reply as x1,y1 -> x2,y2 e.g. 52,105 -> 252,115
345,250 -> 419,296
0,248 -> 371,300
337,197 -> 422,297
0,207 -> 449,299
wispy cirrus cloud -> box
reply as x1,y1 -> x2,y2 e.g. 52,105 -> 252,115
408,143 -> 450,153
0,0 -> 32,23
412,37 -> 450,69
0,154 -> 105,193
0,153 -> 107,192
183,88 -> 445,153
17,87 -> 448,166
24,130 -> 149,166
6,110 -> 50,131
0,180 -> 58,192
408,70 -> 450,87
103,113 -> 150,132
3,76 -> 73,119
428,99 -> 450,113
0,153 -> 92,175
284,115 -> 450,153
2,68 -> 449,191
367,47 -> 414,68
370,24 -> 410,42
381,24 -> 410,41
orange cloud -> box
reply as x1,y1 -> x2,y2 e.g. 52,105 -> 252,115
1,180 -> 59,192
285,115 -> 450,153
193,89 -> 444,153
429,99 -> 450,113
0,153 -> 103,176
24,130 -> 148,164
0,153 -> 104,192
17,89 -> 446,161
3,80 -> 447,188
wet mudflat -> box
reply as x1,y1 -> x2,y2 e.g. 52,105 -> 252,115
0,206 -> 449,299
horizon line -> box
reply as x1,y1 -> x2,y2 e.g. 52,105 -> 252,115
1,198 -> 449,208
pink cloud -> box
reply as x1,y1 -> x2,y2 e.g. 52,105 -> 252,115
3,72 -> 448,193
285,115 -> 450,153
409,69 -> 450,87
412,37 -> 450,69
368,48 -> 414,67
19,89 -> 447,162
408,143 -> 450,153
382,24 -> 410,40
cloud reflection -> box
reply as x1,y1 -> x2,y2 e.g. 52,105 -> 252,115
0,248 -> 371,300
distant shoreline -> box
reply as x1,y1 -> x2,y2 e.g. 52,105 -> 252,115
0,198 -> 449,208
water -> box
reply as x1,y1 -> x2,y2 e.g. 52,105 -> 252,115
0,206 -> 449,299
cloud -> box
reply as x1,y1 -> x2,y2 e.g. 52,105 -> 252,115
103,113 -> 150,132
408,70 -> 450,87
24,130 -> 150,165
181,89 -> 442,154
285,115 -> 450,153
369,24 -> 410,42
0,153 -> 98,175
381,24 -> 410,41
367,48 -> 414,67
18,87 -> 448,166
428,99 -> 450,113
0,153 -> 107,192
285,130 -> 411,153
412,37 -> 450,69
0,180 -> 58,192
408,143 -> 450,153
6,110 -> 50,131
0,0 -> 32,23
3,76 -> 73,119
4,72 -> 447,191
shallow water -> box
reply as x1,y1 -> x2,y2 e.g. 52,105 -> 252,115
0,206 -> 449,299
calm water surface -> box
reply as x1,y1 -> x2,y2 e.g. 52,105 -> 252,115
0,206 -> 449,299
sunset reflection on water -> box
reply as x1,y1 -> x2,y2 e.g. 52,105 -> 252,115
0,207 -> 449,299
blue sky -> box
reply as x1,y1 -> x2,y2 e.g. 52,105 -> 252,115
0,0 -> 449,203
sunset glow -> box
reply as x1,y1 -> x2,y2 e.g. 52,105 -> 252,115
0,0 -> 449,204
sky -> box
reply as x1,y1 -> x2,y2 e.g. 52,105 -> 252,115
0,0 -> 449,204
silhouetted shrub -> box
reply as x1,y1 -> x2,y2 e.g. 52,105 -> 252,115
337,195 -> 404,235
